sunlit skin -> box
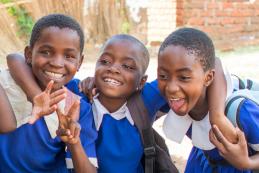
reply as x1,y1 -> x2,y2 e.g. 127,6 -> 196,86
25,26 -> 83,92
95,39 -> 147,113
157,45 -> 214,120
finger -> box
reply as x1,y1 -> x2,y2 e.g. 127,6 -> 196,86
236,127 -> 247,146
74,125 -> 81,140
44,105 -> 57,115
49,94 -> 66,107
212,124 -> 231,149
67,100 -> 80,121
209,128 -> 226,153
92,88 -> 98,96
56,128 -> 71,136
50,87 -> 66,98
45,80 -> 54,94
56,108 -> 65,128
69,121 -> 77,138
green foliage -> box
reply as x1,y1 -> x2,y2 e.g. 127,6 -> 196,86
0,0 -> 34,41
121,21 -> 130,34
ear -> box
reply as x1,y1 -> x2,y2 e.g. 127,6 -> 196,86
204,69 -> 215,87
138,75 -> 148,90
77,54 -> 84,71
24,46 -> 32,65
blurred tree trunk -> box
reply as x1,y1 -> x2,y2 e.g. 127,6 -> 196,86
84,0 -> 130,44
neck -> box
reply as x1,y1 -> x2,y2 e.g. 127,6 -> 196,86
189,91 -> 209,121
98,93 -> 127,113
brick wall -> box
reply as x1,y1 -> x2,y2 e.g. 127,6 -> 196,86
147,0 -> 259,50
147,0 -> 176,46
176,0 -> 259,50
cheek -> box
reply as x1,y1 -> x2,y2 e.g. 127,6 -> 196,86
157,81 -> 166,96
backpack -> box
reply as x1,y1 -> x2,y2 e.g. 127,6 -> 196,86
225,75 -> 259,128
224,75 -> 259,173
204,75 -> 259,173
127,91 -> 179,173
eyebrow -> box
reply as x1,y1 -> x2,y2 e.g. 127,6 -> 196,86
176,67 -> 192,73
38,44 -> 78,52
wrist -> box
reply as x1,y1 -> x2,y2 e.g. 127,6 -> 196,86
67,139 -> 81,151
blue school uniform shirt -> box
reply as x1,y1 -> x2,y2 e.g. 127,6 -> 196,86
184,98 -> 259,173
84,80 -> 167,173
0,79 -> 97,173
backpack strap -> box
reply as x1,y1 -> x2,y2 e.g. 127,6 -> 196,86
127,92 -> 156,173
225,89 -> 259,129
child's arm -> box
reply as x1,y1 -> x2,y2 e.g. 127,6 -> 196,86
210,125 -> 259,170
207,57 -> 238,143
7,53 -> 41,101
0,84 -> 16,133
56,101 -> 96,173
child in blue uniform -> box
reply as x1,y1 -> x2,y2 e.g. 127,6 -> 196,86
158,27 -> 259,173
8,32 -> 231,173
0,14 -> 97,173
8,34 -> 168,173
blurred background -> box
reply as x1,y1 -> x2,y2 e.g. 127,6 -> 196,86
1,0 -> 259,172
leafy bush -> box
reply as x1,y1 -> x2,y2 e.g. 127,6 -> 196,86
0,0 -> 34,41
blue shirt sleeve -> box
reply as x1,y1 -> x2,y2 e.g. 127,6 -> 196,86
66,79 -> 91,103
238,99 -> 259,151
141,80 -> 168,121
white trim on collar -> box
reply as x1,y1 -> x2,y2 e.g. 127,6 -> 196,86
163,110 -> 215,150
92,95 -> 134,131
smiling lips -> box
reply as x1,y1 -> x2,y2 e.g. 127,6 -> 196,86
44,71 -> 64,80
103,77 -> 122,86
169,98 -> 185,112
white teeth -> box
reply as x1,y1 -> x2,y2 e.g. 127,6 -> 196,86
170,98 -> 181,101
104,78 -> 121,86
44,71 -> 63,79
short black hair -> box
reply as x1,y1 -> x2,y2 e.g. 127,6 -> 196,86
159,28 -> 215,71
30,14 -> 84,53
101,34 -> 149,74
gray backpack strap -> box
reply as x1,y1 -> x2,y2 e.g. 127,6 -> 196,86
127,92 -> 156,173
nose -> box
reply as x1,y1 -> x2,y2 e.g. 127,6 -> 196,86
166,79 -> 180,94
49,55 -> 64,68
107,64 -> 120,74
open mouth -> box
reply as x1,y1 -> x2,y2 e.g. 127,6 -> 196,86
44,71 -> 64,80
103,77 -> 122,86
169,98 -> 186,113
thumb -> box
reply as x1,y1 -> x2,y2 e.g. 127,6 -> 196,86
68,100 -> 80,121
236,127 -> 246,145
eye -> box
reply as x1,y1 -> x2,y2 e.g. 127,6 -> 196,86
122,64 -> 135,70
99,58 -> 111,65
179,76 -> 191,81
158,74 -> 168,80
40,50 -> 51,56
65,54 -> 75,59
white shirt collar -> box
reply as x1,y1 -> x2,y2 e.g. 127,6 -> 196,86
162,66 -> 234,150
163,110 -> 215,150
92,94 -> 134,131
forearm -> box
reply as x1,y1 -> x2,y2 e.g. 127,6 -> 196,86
68,141 -> 96,173
0,84 -> 16,133
208,57 -> 237,143
247,153 -> 259,170
7,53 -> 42,102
